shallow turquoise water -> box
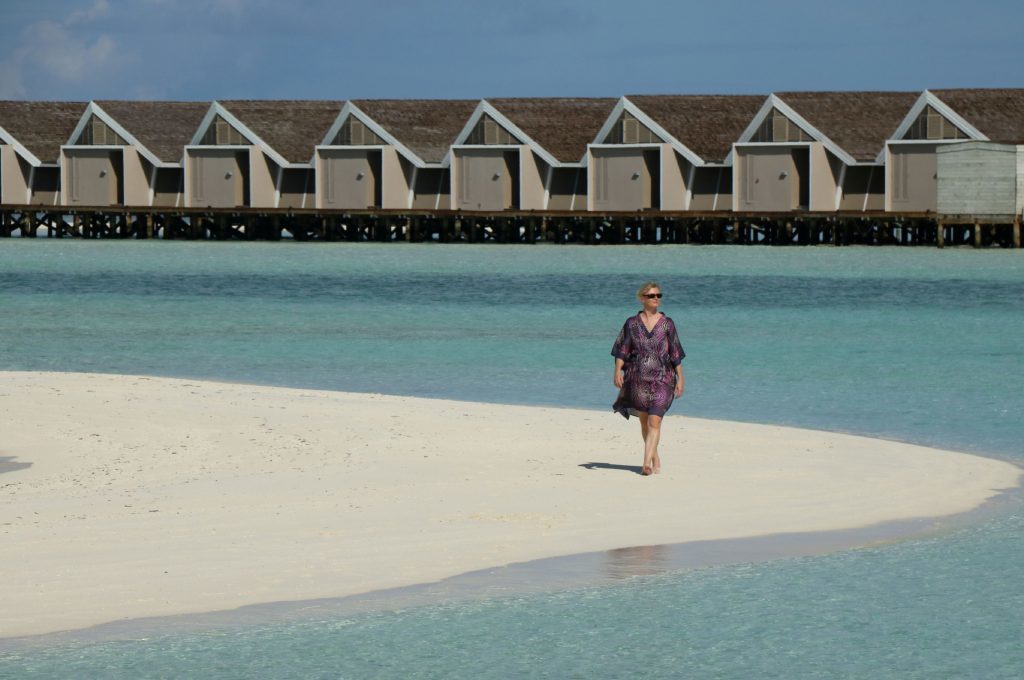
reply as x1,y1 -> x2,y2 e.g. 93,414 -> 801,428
1,241 -> 1022,677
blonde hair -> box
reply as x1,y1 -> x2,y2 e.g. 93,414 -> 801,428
636,281 -> 661,300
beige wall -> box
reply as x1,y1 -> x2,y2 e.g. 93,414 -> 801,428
887,143 -> 938,212
660,146 -> 687,211
1018,146 -> 1024,217
1,146 -> 30,205
809,143 -> 839,211
122,148 -> 150,206
380,147 -> 408,209
519,149 -> 546,210
250,148 -> 276,209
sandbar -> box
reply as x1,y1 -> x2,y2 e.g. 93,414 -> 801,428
0,371 -> 1019,639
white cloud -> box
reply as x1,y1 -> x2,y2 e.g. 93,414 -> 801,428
0,3 -> 117,97
0,60 -> 27,98
25,21 -> 116,82
68,0 -> 111,25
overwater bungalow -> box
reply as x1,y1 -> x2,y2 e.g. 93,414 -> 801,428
315,99 -> 478,210
731,91 -> 919,213
61,101 -> 208,208
0,101 -> 84,206
185,100 -> 342,209
886,89 -> 1024,213
588,95 -> 765,212
450,98 -> 617,211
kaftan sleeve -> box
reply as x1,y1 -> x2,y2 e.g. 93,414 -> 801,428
611,320 -> 633,360
667,319 -> 686,366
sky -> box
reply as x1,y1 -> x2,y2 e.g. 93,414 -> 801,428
0,0 -> 1021,101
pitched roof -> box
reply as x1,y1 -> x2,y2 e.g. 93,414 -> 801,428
486,97 -> 618,163
218,100 -> 344,163
350,99 -> 478,164
94,100 -> 210,163
774,91 -> 920,162
930,88 -> 1024,143
625,94 -> 767,163
0,101 -> 86,163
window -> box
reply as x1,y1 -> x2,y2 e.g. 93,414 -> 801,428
200,115 -> 246,145
332,117 -> 384,145
750,109 -> 811,143
78,115 -> 125,145
465,114 -> 515,145
903,105 -> 968,140
602,113 -> 660,144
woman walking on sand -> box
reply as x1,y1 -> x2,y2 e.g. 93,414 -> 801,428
611,281 -> 685,476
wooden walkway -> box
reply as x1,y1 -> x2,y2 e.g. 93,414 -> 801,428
0,206 -> 1021,247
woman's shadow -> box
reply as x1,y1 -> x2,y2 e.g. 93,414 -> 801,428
579,462 -> 644,475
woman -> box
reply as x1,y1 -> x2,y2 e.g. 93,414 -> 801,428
611,281 -> 685,476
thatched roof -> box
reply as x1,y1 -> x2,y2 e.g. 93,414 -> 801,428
775,91 -> 920,162
95,101 -> 209,163
0,101 -> 86,163
350,99 -> 479,164
626,95 -> 767,163
930,89 -> 1024,143
486,98 -> 618,163
218,100 -> 344,163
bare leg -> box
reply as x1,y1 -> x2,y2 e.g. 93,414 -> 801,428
644,415 -> 662,474
637,413 -> 650,474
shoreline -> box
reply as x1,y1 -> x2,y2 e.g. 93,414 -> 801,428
1,371 -> 1020,641
7,497 -> 1021,651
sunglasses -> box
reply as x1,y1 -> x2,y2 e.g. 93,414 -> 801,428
642,293 -> 663,299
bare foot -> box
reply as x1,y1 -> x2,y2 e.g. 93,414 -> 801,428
641,465 -> 653,476
652,455 -> 661,474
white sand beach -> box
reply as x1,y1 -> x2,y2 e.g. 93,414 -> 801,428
0,371 -> 1019,639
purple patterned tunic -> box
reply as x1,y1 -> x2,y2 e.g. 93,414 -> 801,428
611,312 -> 685,419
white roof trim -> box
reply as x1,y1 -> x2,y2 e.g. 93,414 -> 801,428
64,102 -> 166,167
725,96 -> 774,165
589,97 -> 628,149
319,102 -> 428,168
0,125 -> 41,166
190,102 -> 295,169
729,94 -> 857,166
584,97 -> 704,168
449,100 -> 560,168
875,90 -> 988,162
621,97 -> 703,166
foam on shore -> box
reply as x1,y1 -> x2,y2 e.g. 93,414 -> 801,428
1,371 -> 1019,639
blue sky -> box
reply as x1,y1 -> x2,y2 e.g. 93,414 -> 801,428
1,0 -> 1021,101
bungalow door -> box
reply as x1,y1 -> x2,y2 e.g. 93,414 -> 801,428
321,150 -> 378,209
68,149 -> 118,207
890,145 -> 938,212
592,148 -> 645,211
458,149 -> 511,211
740,148 -> 795,211
191,150 -> 244,208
